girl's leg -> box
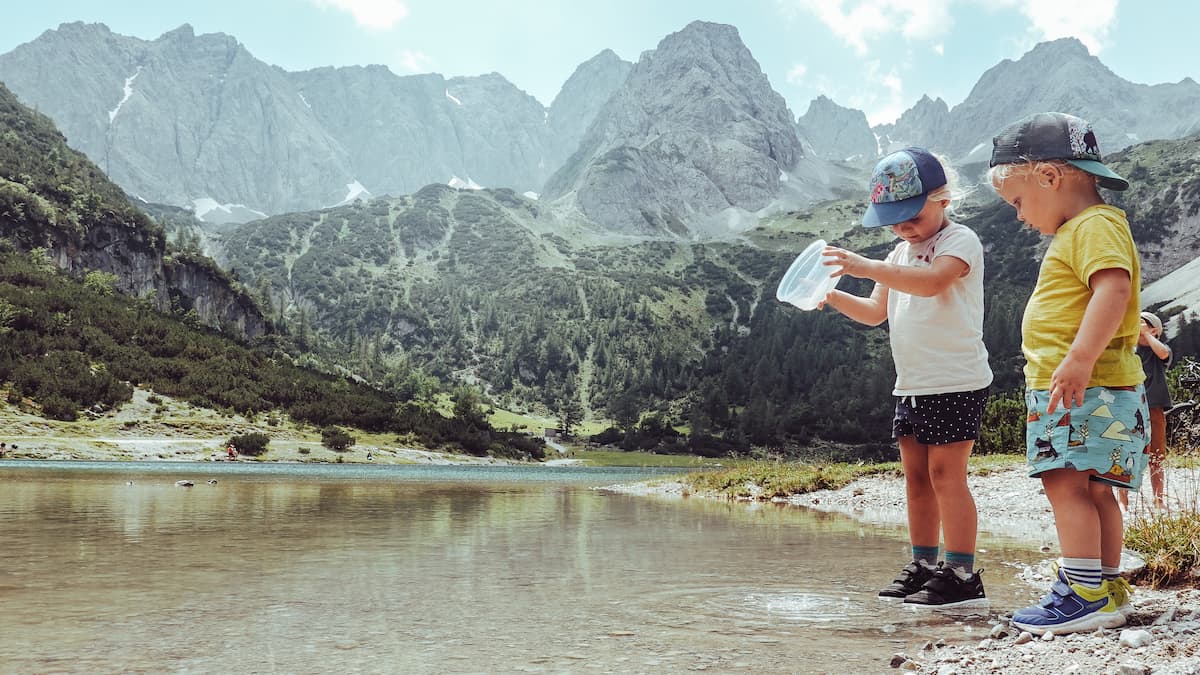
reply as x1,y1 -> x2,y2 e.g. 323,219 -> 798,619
898,436 -> 939,550
1041,468 -> 1102,559
1088,479 -> 1123,571
926,439 -> 977,561
1149,407 -> 1168,509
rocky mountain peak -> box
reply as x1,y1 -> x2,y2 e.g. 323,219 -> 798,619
797,95 -> 876,161
542,20 -> 802,236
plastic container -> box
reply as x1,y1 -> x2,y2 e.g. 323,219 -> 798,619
776,238 -> 840,310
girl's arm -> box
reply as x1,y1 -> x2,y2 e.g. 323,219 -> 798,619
1047,268 -> 1132,413
824,247 -> 968,297
823,283 -> 888,326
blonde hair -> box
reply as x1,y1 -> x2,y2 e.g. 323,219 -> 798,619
987,159 -> 1099,191
927,152 -> 972,220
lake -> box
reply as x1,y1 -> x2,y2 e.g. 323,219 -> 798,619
0,461 -> 1045,673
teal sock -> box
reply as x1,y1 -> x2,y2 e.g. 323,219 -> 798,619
912,545 -> 939,567
945,551 -> 975,575
1061,557 -> 1102,588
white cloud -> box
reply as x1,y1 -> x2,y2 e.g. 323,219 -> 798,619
786,63 -> 808,84
777,0 -> 953,55
933,43 -> 944,55
396,48 -> 433,73
1003,0 -> 1117,53
843,60 -> 908,126
311,0 -> 409,30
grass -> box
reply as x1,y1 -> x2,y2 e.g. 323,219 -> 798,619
567,449 -> 745,468
1124,454 -> 1200,589
678,453 -> 1025,500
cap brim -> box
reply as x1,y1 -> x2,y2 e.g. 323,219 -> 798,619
862,193 -> 927,228
1067,159 -> 1129,191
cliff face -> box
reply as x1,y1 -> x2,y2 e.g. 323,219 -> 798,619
0,81 -> 266,338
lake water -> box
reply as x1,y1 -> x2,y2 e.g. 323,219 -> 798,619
0,461 -> 1046,673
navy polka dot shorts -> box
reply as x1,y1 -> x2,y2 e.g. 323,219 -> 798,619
892,387 -> 989,445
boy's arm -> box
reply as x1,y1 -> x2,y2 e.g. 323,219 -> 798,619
825,248 -> 968,297
1143,328 -> 1172,362
823,283 -> 889,326
1047,268 -> 1132,413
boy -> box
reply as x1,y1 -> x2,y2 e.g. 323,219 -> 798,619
988,112 -> 1147,634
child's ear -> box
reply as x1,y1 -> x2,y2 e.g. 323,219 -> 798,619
1034,163 -> 1063,189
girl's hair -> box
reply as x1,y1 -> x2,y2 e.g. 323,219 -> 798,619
927,152 -> 971,219
987,159 -> 1099,191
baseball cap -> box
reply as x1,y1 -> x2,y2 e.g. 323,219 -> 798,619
862,147 -> 947,228
1140,311 -> 1163,334
989,112 -> 1129,191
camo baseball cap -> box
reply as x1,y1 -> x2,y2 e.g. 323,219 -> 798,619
862,147 -> 947,228
989,112 -> 1129,191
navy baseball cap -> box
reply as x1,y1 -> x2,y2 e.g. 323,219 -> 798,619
862,147 -> 947,228
989,112 -> 1129,191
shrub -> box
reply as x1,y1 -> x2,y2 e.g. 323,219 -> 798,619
229,432 -> 270,456
978,391 -> 1026,455
321,426 -> 355,451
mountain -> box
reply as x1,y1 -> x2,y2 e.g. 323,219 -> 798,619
797,95 -> 877,161
0,22 -> 559,219
881,39 -> 1200,162
541,21 -> 807,236
873,95 -> 952,156
544,49 -> 633,185
0,81 -> 266,337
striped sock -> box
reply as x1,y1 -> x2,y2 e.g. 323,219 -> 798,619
1061,557 -> 1102,588
945,551 -> 975,576
912,545 -> 939,567
1102,565 -> 1121,581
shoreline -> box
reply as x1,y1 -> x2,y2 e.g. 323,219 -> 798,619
605,465 -> 1200,673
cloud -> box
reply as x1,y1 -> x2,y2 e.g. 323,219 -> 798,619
396,48 -> 434,73
842,60 -> 907,126
311,0 -> 410,30
1003,0 -> 1117,53
786,63 -> 808,84
776,0 -> 953,55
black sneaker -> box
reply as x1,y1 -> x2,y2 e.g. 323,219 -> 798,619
903,562 -> 988,609
878,560 -> 936,599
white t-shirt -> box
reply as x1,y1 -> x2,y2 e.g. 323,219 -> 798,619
884,221 -> 993,396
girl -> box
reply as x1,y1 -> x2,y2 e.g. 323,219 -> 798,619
822,147 -> 992,608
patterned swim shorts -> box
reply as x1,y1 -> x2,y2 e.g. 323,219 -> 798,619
1025,385 -> 1150,490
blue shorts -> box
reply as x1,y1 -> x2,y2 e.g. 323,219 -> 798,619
1025,386 -> 1150,490
892,388 -> 988,445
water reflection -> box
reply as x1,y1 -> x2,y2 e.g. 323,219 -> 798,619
0,463 -> 1043,673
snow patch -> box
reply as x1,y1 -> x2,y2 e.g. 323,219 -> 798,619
448,175 -> 483,190
445,90 -> 462,105
522,191 -> 540,201
299,92 -> 312,109
327,180 -> 372,208
1126,132 -> 1141,141
190,197 -> 267,223
779,170 -> 789,183
109,66 -> 143,123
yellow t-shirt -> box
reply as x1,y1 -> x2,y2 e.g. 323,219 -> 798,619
1021,204 -> 1144,389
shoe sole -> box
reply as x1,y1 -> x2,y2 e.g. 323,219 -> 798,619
903,597 -> 989,610
1012,611 -> 1126,635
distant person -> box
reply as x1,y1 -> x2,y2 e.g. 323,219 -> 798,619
821,147 -> 992,608
989,112 -> 1145,634
0,441 -> 5,458
227,444 -> 237,459
1119,311 -> 1172,510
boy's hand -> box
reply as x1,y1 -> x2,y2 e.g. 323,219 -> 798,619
1048,355 -> 1092,413
823,246 -> 874,279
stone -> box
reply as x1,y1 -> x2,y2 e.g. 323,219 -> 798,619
1118,629 -> 1153,648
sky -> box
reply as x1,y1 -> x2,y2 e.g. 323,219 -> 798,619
0,1 -> 1196,126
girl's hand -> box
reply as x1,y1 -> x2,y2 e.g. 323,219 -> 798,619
1047,355 -> 1092,414
822,246 -> 874,279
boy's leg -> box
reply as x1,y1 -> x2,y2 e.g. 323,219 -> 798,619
926,439 -> 977,571
1089,479 -> 1123,571
1041,468 -> 1102,560
1149,407 -> 1167,508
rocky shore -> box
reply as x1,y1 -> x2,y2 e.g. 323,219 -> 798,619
607,465 -> 1200,674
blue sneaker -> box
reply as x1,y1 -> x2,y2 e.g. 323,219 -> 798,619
1011,568 -> 1126,635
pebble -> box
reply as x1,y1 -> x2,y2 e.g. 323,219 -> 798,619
1118,629 -> 1153,648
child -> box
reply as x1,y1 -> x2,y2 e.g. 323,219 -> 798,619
1119,311 -> 1172,510
822,147 -> 992,608
988,112 -> 1147,635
